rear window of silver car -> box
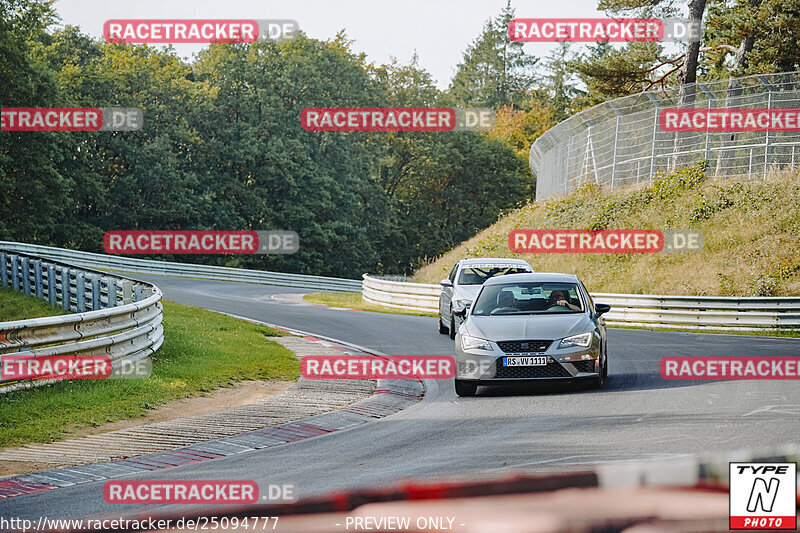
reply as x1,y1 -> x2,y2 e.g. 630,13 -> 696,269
457,266 -> 530,286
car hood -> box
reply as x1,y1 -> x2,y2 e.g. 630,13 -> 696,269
466,314 -> 590,341
453,285 -> 482,302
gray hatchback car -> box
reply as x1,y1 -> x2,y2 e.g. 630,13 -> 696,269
438,258 -> 533,339
452,272 -> 610,396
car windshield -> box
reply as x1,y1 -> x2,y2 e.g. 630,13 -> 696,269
471,282 -> 584,315
457,266 -> 530,285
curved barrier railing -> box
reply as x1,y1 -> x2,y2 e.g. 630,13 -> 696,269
0,250 -> 164,392
0,241 -> 362,292
361,274 -> 440,313
362,274 -> 800,331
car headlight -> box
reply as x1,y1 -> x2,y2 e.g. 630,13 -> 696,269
454,299 -> 472,308
461,335 -> 493,352
558,332 -> 592,349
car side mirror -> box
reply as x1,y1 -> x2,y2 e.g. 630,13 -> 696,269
440,279 -> 453,287
595,303 -> 611,316
452,306 -> 468,318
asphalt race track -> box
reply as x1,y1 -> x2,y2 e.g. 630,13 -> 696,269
2,274 -> 799,521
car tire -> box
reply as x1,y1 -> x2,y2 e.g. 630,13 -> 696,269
454,379 -> 477,397
449,313 -> 456,340
438,314 -> 449,335
592,356 -> 607,388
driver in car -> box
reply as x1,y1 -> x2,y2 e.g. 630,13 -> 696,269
548,289 -> 580,311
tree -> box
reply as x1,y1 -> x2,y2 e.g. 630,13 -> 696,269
0,0 -> 71,245
568,42 -> 665,106
448,2 -> 538,110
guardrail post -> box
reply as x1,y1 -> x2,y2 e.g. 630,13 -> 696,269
91,274 -> 101,310
121,279 -> 133,304
11,255 -> 20,291
76,272 -> 86,312
34,260 -> 43,298
21,256 -> 31,295
47,264 -> 57,306
107,278 -> 118,307
134,284 -> 143,302
60,266 -> 71,311
0,252 -> 7,288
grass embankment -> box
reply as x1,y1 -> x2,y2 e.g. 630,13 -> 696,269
0,295 -> 299,448
0,287 -> 72,321
415,164 -> 800,297
302,292 -> 436,316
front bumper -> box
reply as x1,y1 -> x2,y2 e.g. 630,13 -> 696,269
454,340 -> 600,382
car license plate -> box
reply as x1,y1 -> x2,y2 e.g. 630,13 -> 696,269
503,356 -> 547,366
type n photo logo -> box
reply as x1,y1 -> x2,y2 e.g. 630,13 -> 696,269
730,462 -> 797,529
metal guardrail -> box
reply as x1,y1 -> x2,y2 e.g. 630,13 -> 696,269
362,274 -> 440,313
362,275 -> 800,331
0,241 -> 362,292
0,250 -> 164,392
531,72 -> 800,201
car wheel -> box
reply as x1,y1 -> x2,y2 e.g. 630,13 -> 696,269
593,356 -> 606,388
449,313 -> 456,340
454,379 -> 477,397
438,314 -> 449,335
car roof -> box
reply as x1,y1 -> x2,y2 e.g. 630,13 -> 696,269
458,258 -> 532,268
482,272 -> 579,285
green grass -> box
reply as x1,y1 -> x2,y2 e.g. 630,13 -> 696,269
0,287 -> 72,321
303,292 -> 436,317
0,299 -> 300,448
415,164 -> 800,298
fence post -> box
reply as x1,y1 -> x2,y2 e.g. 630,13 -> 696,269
698,83 -> 715,166
47,264 -> 57,306
608,102 -> 622,189
121,279 -> 133,304
76,271 -> 86,312
758,75 -> 775,179
0,252 -> 7,288
91,274 -> 101,310
21,256 -> 31,295
11,255 -> 19,291
34,259 -> 43,298
107,278 -> 118,307
61,266 -> 71,311
646,93 -> 660,181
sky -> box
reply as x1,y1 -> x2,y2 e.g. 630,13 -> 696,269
52,0 -> 621,89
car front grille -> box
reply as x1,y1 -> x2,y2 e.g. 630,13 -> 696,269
496,340 -> 552,353
570,360 -> 597,373
494,360 -> 571,379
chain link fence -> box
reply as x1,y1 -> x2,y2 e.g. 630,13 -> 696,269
530,71 -> 800,200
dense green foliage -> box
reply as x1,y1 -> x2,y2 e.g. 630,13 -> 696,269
0,1 -> 531,277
